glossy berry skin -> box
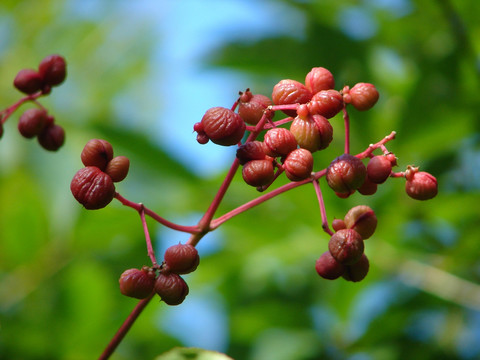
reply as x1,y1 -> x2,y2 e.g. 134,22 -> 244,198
315,251 -> 345,280
405,167 -> 438,200
201,107 -> 246,146
105,156 -> 130,182
343,253 -> 369,282
37,124 -> 65,151
119,268 -> 156,299
344,205 -> 377,240
242,159 -> 275,187
332,218 -> 346,232
238,90 -> 272,125
271,79 -> 312,117
13,69 -> 44,94
70,166 -> 116,210
357,177 -> 378,196
263,128 -> 297,157
155,272 -> 189,306
38,54 -> 67,86
367,155 -> 392,184
290,114 -> 333,153
164,243 -> 200,275
328,229 -> 364,265
18,108 -> 48,138
81,139 -> 114,171
236,141 -> 267,165
309,90 -> 344,119
326,154 -> 367,196
347,83 -> 379,111
305,67 -> 335,94
283,148 -> 314,182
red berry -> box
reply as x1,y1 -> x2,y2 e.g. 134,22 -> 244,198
357,176 -> 378,196
326,154 -> 367,196
332,218 -> 346,232
344,205 -> 377,240
271,79 -> 312,117
242,159 -> 275,187
343,253 -> 370,282
238,90 -> 272,125
305,67 -> 335,94
367,155 -> 392,184
119,267 -> 156,299
347,83 -> 379,111
200,107 -> 246,146
315,251 -> 345,280
164,243 -> 200,275
283,148 -> 314,182
405,166 -> 438,200
289,114 -> 333,153
18,108 -> 48,138
328,229 -> 364,265
13,69 -> 44,94
70,166 -> 116,210
81,139 -> 114,171
236,141 -> 267,165
105,156 -> 130,182
38,54 -> 67,86
263,128 -> 297,157
309,90 -> 344,119
155,272 -> 189,306
37,123 -> 65,151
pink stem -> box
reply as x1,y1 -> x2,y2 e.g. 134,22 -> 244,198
343,104 -> 350,154
313,179 -> 333,236
138,205 -> 158,265
1,92 -> 43,124
355,131 -> 396,159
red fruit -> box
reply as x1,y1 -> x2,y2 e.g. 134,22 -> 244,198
81,139 -> 114,170
405,166 -> 438,200
38,54 -> 67,86
200,107 -> 246,146
315,251 -> 345,280
119,267 -> 156,299
13,69 -> 44,94
242,159 -> 275,187
332,218 -> 346,232
263,128 -> 297,157
328,229 -> 364,265
271,79 -> 312,117
18,108 -> 48,138
164,243 -> 200,275
37,123 -> 65,151
236,141 -> 267,165
347,83 -> 379,111
70,166 -> 116,210
344,205 -> 377,240
367,155 -> 392,184
309,90 -> 344,119
326,154 -> 367,196
155,272 -> 189,306
357,176 -> 378,196
305,67 -> 335,94
238,90 -> 272,125
289,114 -> 333,153
343,253 -> 370,282
283,148 -> 314,182
105,156 -> 130,182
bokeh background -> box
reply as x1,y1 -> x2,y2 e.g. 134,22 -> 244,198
1,0 -> 479,359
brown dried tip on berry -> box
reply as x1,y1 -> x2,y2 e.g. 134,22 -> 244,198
38,54 -> 67,87
309,90 -> 344,119
283,148 -> 314,182
328,229 -> 364,265
305,67 -> 335,94
326,154 -> 367,197
13,69 -> 44,94
343,253 -> 369,282
155,272 -> 189,306
200,107 -> 246,146
70,166 -> 116,210
18,108 -> 48,138
289,114 -> 333,153
332,218 -> 346,232
263,128 -> 297,157
81,139 -> 114,171
405,166 -> 438,200
236,141 -> 267,165
344,205 -> 377,240
37,123 -> 65,151
271,79 -> 312,117
105,155 -> 130,182
119,267 -> 156,299
367,155 -> 392,184
242,159 -> 275,187
238,89 -> 272,125
164,243 -> 200,275
346,83 -> 379,111
315,251 -> 345,280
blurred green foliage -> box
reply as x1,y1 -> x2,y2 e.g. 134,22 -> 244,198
1,1 -> 479,359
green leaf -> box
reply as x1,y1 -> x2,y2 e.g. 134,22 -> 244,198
155,347 -> 234,360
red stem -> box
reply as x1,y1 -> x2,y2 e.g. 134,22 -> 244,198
313,179 -> 333,236
1,92 -> 43,124
343,105 -> 350,154
138,205 -> 157,265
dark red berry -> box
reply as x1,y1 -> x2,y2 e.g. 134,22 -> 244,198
326,154 -> 367,196
345,83 -> 379,111
18,108 -> 48,138
305,67 -> 335,94
289,114 -> 333,153
105,156 -> 130,182
332,218 -> 346,232
81,139 -> 114,171
328,229 -> 364,265
344,205 -> 377,240
405,166 -> 438,200
263,128 -> 297,157
238,90 -> 272,125
37,123 -> 65,151
236,141 -> 267,165
309,90 -> 344,119
155,272 -> 189,306
343,253 -> 370,282
164,243 -> 200,275
242,159 -> 275,187
271,79 -> 312,117
283,148 -> 314,182
13,69 -> 44,94
315,251 -> 345,280
119,267 -> 156,299
38,54 -> 67,86
367,155 -> 392,184
357,176 -> 378,196
70,166 -> 116,210
200,107 -> 246,146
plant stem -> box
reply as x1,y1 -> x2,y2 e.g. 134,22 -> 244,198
313,179 -> 333,236
343,105 -> 350,154
0,92 -> 43,124
138,205 -> 157,265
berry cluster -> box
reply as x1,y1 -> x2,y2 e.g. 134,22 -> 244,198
0,54 -> 67,150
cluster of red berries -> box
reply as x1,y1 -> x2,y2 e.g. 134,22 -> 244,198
118,243 -> 199,305
70,139 -> 130,209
